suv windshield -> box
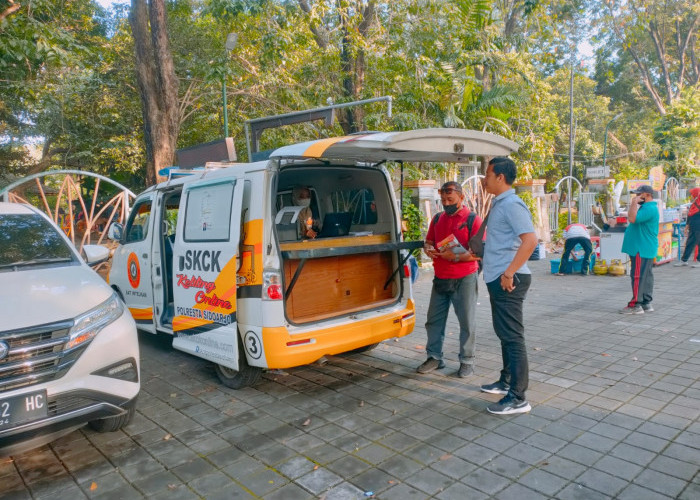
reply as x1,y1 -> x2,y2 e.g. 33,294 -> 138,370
0,214 -> 76,269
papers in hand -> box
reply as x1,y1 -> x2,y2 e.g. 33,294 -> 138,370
437,234 -> 468,254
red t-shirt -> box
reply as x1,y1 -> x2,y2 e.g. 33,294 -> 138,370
427,206 -> 482,279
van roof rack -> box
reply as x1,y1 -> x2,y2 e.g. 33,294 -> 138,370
158,162 -> 238,181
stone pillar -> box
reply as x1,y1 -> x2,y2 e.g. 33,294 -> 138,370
403,180 -> 439,224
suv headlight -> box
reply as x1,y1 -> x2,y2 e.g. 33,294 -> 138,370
66,294 -> 124,349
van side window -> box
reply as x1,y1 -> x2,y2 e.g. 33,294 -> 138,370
332,188 -> 377,225
184,182 -> 234,242
125,200 -> 152,243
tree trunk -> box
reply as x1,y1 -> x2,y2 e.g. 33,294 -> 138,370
337,1 -> 374,134
129,0 -> 179,186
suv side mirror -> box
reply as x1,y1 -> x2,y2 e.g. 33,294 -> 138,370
82,244 -> 110,266
108,222 -> 123,241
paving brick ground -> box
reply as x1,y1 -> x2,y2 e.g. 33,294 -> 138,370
2,258 -> 699,499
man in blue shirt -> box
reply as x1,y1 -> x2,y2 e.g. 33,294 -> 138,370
620,185 -> 659,314
478,157 -> 538,415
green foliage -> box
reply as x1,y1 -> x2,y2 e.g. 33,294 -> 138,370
555,210 -> 578,241
516,191 -> 539,225
652,90 -> 700,179
2,0 -> 696,201
401,190 -> 424,257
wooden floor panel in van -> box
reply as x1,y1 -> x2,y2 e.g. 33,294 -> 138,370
283,252 -> 396,323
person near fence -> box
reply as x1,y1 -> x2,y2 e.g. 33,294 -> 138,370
620,185 -> 659,314
556,223 -> 592,276
674,187 -> 700,267
480,157 -> 538,415
419,181 -> 482,378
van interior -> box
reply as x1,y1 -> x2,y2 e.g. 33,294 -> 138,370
275,165 -> 402,324
160,191 -> 180,325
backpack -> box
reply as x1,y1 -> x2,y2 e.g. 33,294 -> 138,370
432,210 -> 482,273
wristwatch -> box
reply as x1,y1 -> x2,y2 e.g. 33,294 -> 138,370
453,255 -> 460,262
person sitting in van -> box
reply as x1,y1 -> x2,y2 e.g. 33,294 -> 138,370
293,186 -> 321,239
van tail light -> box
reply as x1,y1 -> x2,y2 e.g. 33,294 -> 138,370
263,270 -> 283,301
403,263 -> 411,279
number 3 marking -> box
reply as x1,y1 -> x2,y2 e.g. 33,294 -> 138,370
244,331 -> 262,359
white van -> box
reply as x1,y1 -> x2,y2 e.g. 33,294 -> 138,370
0,203 -> 140,456
108,128 -> 517,388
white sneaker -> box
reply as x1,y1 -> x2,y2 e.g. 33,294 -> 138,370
673,261 -> 689,267
692,263 -> 700,268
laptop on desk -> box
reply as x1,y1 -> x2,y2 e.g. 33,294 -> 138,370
318,212 -> 352,238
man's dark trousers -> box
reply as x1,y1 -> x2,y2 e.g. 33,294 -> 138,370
558,237 -> 593,274
486,274 -> 531,400
681,227 -> 700,262
628,253 -> 654,308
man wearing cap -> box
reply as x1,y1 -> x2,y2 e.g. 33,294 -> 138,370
419,181 -> 482,378
620,184 -> 659,314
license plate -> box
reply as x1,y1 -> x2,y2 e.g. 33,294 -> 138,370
0,390 -> 48,429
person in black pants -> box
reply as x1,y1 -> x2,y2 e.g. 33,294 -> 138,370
556,223 -> 593,275
675,187 -> 700,267
478,158 -> 538,415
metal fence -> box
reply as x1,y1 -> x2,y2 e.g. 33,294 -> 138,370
548,192 -> 596,233
548,200 -> 559,233
578,192 -> 596,227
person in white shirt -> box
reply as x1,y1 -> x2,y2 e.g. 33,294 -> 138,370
292,186 -> 319,239
556,223 -> 592,276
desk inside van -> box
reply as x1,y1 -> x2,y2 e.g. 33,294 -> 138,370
279,233 -> 422,259
279,234 -> 423,323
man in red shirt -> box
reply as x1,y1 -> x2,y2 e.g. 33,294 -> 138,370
419,181 -> 482,378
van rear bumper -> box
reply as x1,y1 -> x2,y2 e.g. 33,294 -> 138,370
261,299 -> 415,369
0,390 -> 137,457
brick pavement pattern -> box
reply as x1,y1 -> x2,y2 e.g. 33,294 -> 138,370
2,259 -> 699,499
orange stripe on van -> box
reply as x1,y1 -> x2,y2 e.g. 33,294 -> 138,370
303,137 -> 350,158
129,307 -> 153,320
173,315 -> 213,332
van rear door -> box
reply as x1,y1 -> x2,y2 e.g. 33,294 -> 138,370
268,128 -> 519,163
171,177 -> 244,370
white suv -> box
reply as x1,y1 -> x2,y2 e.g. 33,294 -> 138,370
0,202 -> 140,456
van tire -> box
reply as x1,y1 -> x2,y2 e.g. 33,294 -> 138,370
215,361 -> 262,389
349,342 -> 380,354
88,400 -> 136,433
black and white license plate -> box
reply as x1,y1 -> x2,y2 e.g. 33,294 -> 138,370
0,390 -> 48,429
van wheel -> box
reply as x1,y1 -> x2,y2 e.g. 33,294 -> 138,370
349,342 -> 380,354
88,400 -> 136,433
215,361 -> 262,389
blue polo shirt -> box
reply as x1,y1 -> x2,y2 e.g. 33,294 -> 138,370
482,189 -> 536,283
622,201 -> 659,259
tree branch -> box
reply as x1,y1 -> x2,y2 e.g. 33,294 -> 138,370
0,0 -> 20,23
607,3 -> 666,115
648,20 -> 673,105
297,0 -> 329,49
676,15 -> 700,93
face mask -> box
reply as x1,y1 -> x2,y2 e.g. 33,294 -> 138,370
443,203 -> 459,215
296,198 -> 311,208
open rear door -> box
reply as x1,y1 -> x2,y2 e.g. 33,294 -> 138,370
171,177 -> 244,371
269,128 -> 519,163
